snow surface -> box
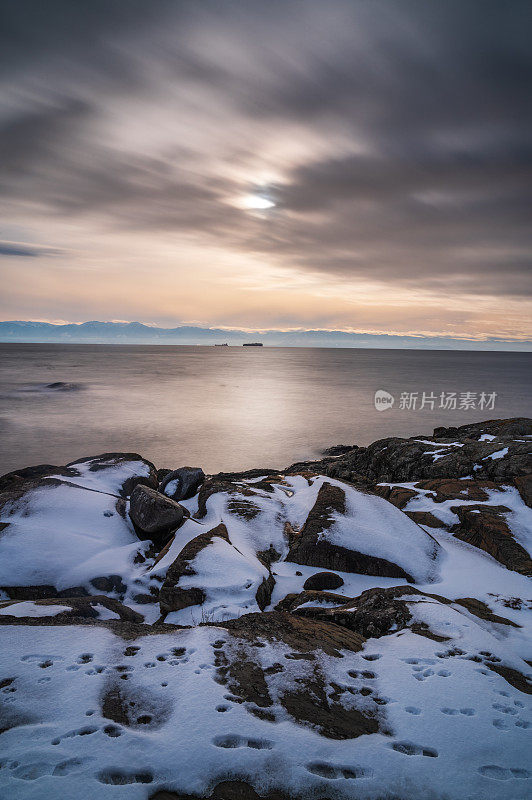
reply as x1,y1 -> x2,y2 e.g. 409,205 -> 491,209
0,601 -> 71,617
311,477 -> 441,583
380,481 -> 532,558
0,482 -> 142,590
1,459 -> 531,800
0,601 -> 530,800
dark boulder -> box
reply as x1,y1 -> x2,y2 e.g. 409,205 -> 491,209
303,572 -> 344,591
160,467 -> 205,501
1,585 -> 89,601
90,574 -> 127,596
129,485 -> 186,542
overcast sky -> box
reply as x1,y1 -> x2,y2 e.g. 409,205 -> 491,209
0,0 -> 531,340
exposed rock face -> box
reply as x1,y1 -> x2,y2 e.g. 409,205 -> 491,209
433,417 -> 532,440
255,574 -> 275,611
286,482 -> 416,580
215,611 -> 379,740
287,418 -> 532,485
151,781 -> 292,800
452,505 -> 532,575
129,485 -> 186,541
66,452 -> 158,497
90,574 -> 127,596
160,467 -> 205,501
0,464 -> 78,493
303,571 -> 344,590
303,586 -> 428,638
1,585 -> 89,601
514,474 -> 532,507
275,590 -> 350,613
0,595 -> 143,624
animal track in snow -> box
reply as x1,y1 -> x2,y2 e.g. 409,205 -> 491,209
77,653 -> 93,664
492,718 -> 509,730
405,706 -> 422,715
390,741 -> 438,757
305,762 -> 373,780
51,725 -> 98,745
98,769 -> 153,784
20,654 -> 64,664
212,734 -> 274,750
478,765 -> 530,781
53,757 -> 95,776
492,703 -> 518,715
103,724 -> 123,737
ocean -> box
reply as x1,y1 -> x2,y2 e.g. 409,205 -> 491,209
0,344 -> 530,475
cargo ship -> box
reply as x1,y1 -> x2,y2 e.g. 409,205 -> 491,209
242,342 -> 263,346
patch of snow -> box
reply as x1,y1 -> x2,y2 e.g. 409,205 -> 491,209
483,447 -> 509,461
0,482 -> 142,591
309,477 -> 441,583
0,601 -> 71,617
92,604 -> 120,620
163,479 -> 179,497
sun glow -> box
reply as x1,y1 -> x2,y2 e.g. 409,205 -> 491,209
239,193 -> 275,210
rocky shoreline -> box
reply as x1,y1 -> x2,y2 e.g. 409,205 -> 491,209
0,418 -> 531,799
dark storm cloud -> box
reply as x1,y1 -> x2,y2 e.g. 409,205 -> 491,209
0,0 -> 531,297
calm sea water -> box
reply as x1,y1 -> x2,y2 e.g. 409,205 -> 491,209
0,344 -> 530,475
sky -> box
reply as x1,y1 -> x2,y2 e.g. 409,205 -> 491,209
0,0 -> 531,342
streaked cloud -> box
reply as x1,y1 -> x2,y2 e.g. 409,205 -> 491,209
0,0 -> 530,339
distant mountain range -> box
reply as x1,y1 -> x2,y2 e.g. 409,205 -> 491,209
0,320 -> 530,350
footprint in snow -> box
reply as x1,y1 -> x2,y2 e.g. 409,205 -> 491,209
51,726 -> 98,745
98,769 -> 153,784
213,735 -> 274,750
306,762 -> 373,780
492,718 -> 509,730
390,741 -> 438,757
492,703 -> 518,715
478,766 -> 530,781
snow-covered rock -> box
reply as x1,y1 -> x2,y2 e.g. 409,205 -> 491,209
0,423 -> 530,800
